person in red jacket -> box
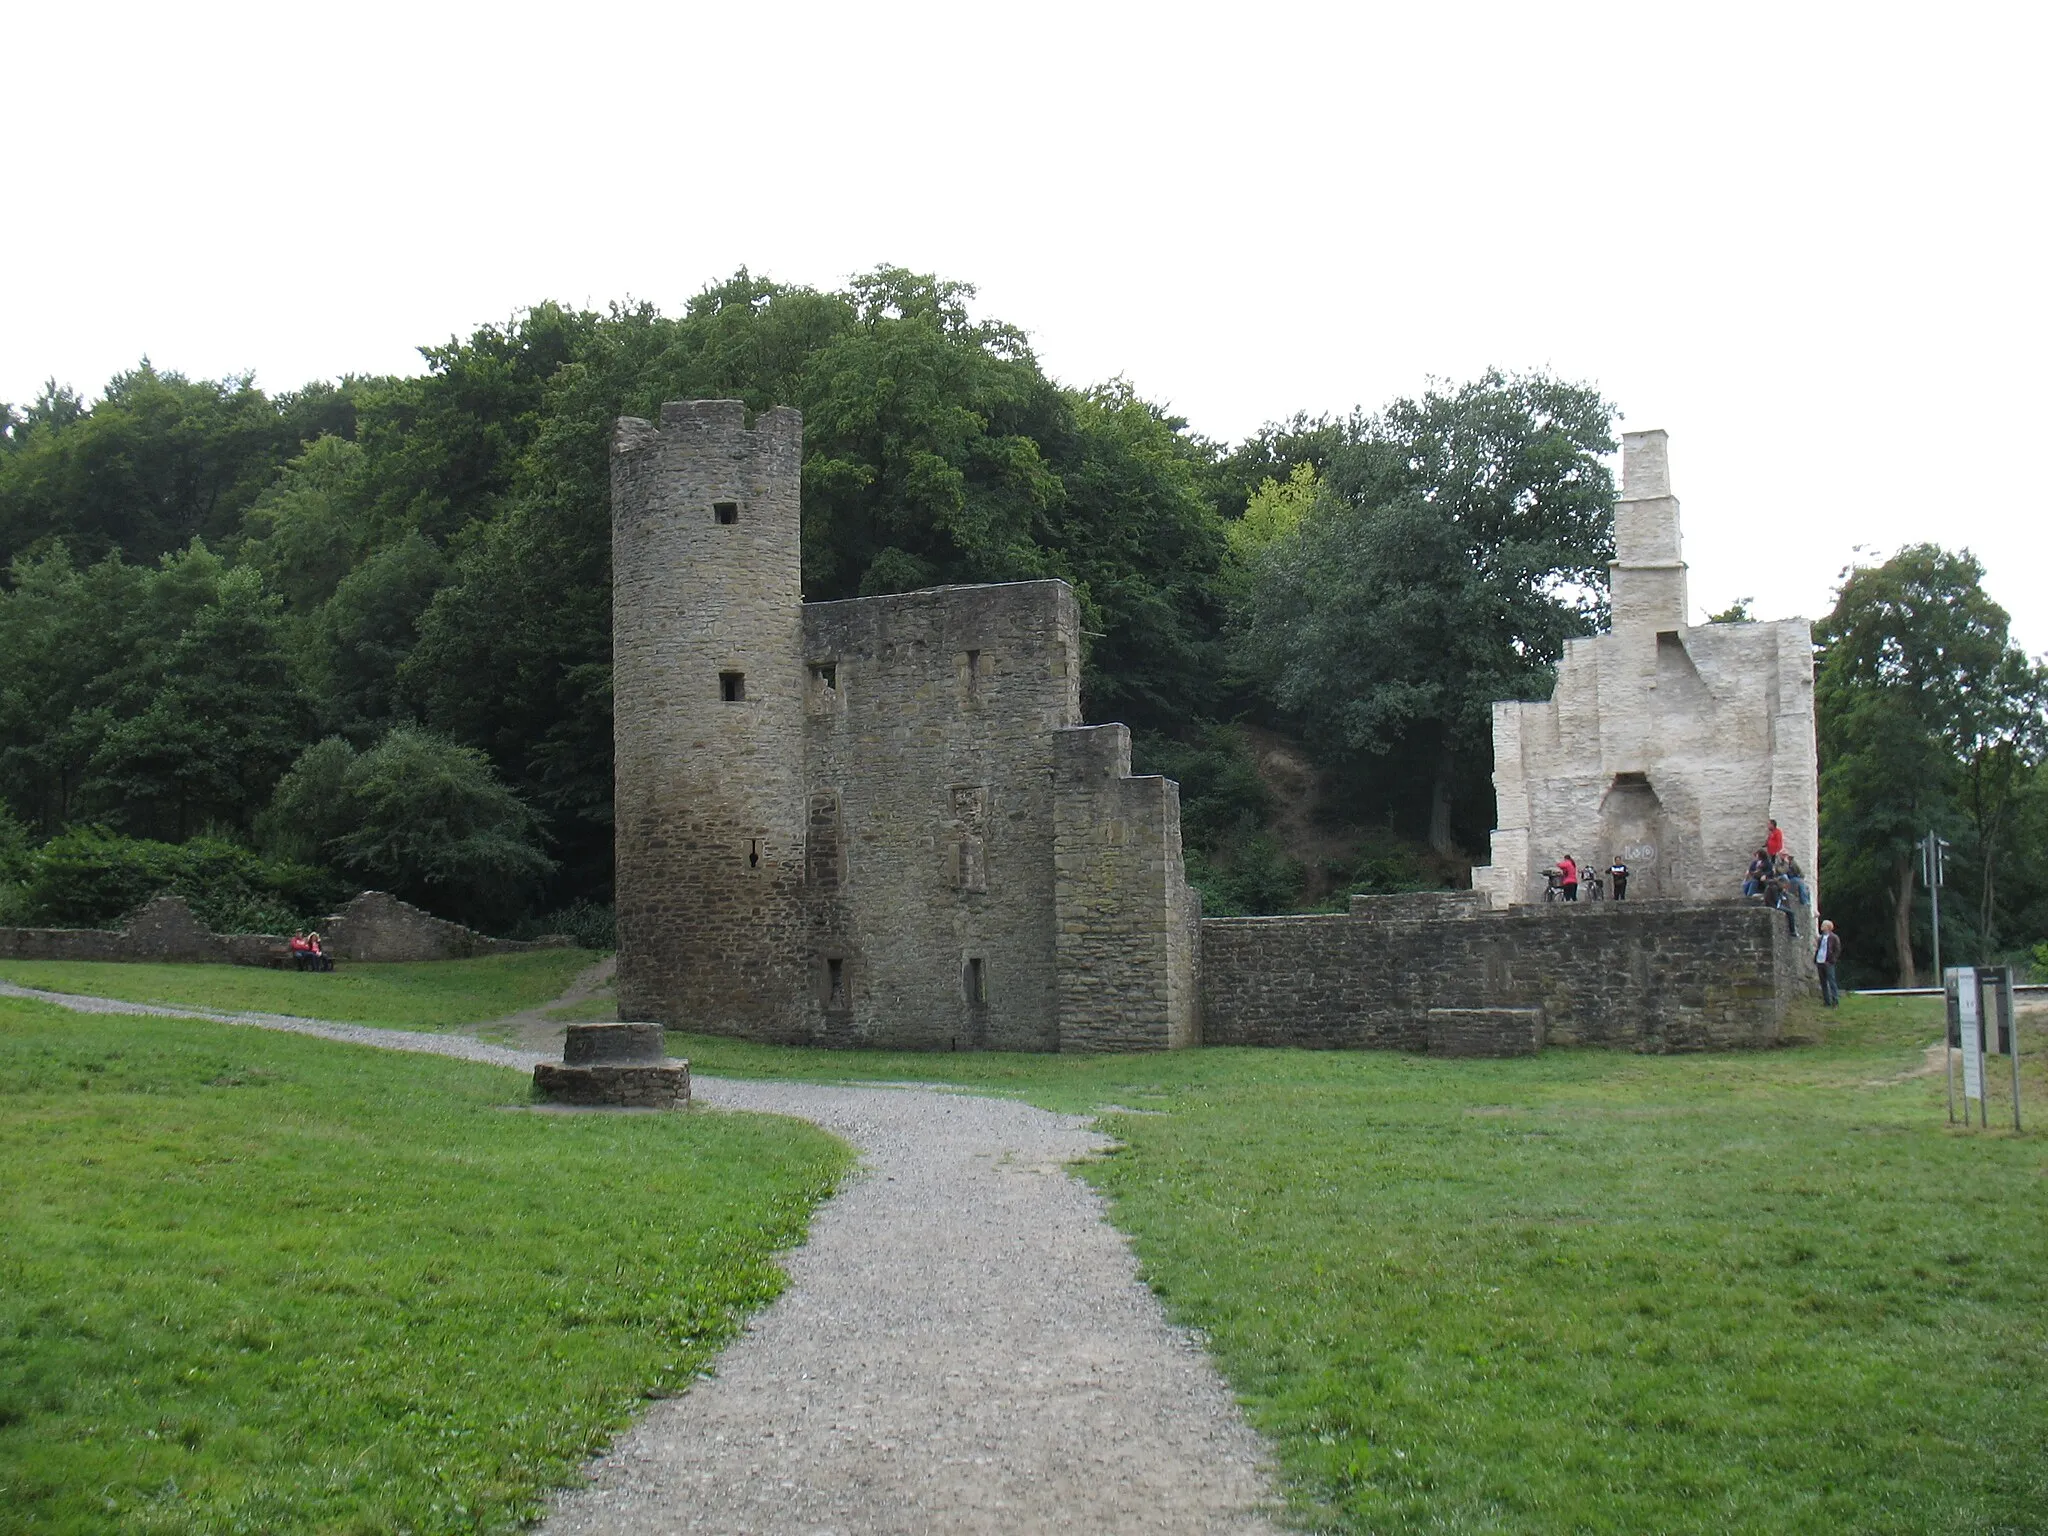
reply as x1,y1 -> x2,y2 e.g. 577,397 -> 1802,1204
1765,819 -> 1785,859
1557,853 -> 1579,902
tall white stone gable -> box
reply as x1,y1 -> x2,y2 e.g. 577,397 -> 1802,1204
1471,430 -> 1819,909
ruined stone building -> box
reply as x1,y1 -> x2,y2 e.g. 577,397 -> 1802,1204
613,406 -> 1814,1056
1471,430 -> 1819,910
611,400 -> 1199,1052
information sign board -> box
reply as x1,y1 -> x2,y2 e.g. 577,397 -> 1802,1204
1957,972 -> 1984,1103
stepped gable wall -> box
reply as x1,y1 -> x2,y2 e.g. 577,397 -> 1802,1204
1202,894 -> 1805,1053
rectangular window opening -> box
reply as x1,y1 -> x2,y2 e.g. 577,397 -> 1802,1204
818,662 -> 836,690
966,956 -> 986,1007
826,957 -> 846,1009
720,671 -> 745,702
714,501 -> 739,525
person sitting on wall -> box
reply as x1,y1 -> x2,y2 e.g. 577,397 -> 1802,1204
1557,853 -> 1579,902
287,932 -> 313,971
1609,858 -> 1629,900
1744,849 -> 1771,898
305,931 -> 334,973
1783,853 -> 1810,906
1763,869 -> 1798,936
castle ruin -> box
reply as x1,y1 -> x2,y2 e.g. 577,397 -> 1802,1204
611,401 -> 1198,1052
1471,430 -> 1820,910
614,406 -> 1814,1055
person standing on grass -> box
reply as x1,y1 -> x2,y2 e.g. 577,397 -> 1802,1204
1814,920 -> 1842,1006
1558,853 -> 1579,902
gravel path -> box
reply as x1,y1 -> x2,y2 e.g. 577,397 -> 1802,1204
6,979 -> 1287,1533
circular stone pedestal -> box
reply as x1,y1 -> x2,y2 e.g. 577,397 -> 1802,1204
534,1022 -> 689,1108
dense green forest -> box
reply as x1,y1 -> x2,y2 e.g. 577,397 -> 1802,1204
2,267 -> 2042,983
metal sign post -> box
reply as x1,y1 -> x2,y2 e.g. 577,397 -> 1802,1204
1983,965 -> 2021,1132
1921,831 -> 1950,984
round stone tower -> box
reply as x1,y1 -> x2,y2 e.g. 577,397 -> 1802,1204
611,400 -> 811,1036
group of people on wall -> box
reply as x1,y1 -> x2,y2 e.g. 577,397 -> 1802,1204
1542,853 -> 1629,903
1540,817 -> 1844,1005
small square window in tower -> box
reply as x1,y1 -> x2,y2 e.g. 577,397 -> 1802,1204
720,671 -> 745,702
713,501 -> 739,525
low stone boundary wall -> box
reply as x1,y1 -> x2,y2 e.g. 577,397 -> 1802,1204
1201,896 -> 1809,1053
0,891 -> 562,968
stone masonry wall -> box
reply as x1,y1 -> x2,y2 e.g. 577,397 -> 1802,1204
802,581 -> 1082,1050
1202,897 -> 1806,1053
611,401 -> 813,1039
1052,724 -> 1201,1051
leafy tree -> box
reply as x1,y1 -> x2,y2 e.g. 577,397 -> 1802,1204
0,367 -> 353,570
80,564 -> 309,841
1706,597 -> 1755,623
13,828 -> 336,933
1231,371 -> 1616,853
238,434 -> 372,612
1814,544 -> 2042,984
298,533 -> 448,740
264,726 -> 553,930
0,796 -> 31,885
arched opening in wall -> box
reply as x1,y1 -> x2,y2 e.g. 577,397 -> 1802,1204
1599,772 -> 1664,900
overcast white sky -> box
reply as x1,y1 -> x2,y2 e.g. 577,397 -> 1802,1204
5,1 -> 2042,651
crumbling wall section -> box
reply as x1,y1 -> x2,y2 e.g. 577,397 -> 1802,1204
1052,724 -> 1200,1051
0,890 -> 547,967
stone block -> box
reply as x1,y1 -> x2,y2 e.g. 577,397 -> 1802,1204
533,1060 -> 690,1109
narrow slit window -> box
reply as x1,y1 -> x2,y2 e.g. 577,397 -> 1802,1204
720,671 -> 745,702
746,838 -> 761,869
827,957 -> 846,1009
713,501 -> 739,525
966,956 -> 986,1007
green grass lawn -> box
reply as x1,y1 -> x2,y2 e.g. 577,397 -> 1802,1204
676,1000 -> 2048,1534
0,950 -> 596,1030
0,995 -> 850,1536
